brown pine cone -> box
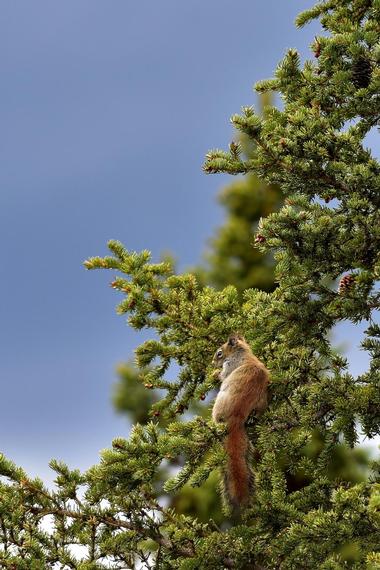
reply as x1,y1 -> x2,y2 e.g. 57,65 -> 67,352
338,274 -> 355,294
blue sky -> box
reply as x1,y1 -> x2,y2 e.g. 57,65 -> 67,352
1,1 -> 377,484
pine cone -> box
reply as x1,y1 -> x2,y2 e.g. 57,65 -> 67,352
313,37 -> 322,58
338,274 -> 355,294
255,234 -> 266,244
352,56 -> 372,88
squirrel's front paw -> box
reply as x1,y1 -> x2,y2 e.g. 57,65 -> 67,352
212,369 -> 221,381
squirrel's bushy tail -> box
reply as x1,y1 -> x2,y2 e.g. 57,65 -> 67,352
224,417 -> 251,507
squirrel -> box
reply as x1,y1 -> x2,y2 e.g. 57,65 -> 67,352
212,334 -> 269,507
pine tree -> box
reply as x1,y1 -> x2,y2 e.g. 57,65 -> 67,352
1,1 -> 380,568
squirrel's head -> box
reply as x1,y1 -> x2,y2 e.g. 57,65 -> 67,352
212,333 -> 249,367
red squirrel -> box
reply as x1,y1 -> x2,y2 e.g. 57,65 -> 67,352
212,334 -> 269,507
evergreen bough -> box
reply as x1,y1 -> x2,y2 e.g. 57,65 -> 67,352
1,1 -> 380,567
197,92 -> 283,295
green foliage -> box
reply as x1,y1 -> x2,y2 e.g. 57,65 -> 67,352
198,175 -> 281,293
113,362 -> 158,425
110,92 -> 282,530
197,93 -> 283,295
1,0 -> 380,567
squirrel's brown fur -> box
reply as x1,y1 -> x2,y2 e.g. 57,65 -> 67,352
212,334 -> 269,507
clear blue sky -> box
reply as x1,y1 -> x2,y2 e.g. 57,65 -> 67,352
1,1 -> 376,483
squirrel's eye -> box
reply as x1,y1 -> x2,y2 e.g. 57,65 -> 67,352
217,349 -> 223,358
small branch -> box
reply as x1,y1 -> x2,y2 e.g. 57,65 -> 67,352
28,505 -> 195,560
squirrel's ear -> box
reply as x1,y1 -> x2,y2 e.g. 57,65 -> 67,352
228,333 -> 243,346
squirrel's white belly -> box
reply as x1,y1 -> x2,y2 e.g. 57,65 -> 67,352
212,383 -> 231,422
